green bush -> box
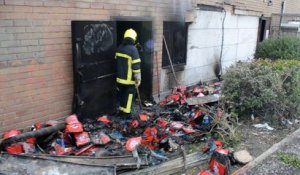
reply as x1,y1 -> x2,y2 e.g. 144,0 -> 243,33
221,61 -> 300,122
256,59 -> 300,117
255,37 -> 300,60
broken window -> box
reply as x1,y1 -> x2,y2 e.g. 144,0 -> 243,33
162,22 -> 187,68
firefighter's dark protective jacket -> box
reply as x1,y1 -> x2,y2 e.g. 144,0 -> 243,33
115,38 -> 141,85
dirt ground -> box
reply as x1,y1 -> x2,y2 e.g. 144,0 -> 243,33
236,119 -> 299,157
185,119 -> 300,175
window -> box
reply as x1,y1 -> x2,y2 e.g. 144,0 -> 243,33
162,22 -> 187,68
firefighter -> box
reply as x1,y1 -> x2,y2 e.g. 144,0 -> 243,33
116,28 -> 141,117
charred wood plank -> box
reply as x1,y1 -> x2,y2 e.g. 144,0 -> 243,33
0,123 -> 66,147
24,154 -> 148,168
120,151 -> 209,175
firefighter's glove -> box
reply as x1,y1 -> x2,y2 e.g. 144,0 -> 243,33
135,43 -> 143,52
134,73 -> 141,87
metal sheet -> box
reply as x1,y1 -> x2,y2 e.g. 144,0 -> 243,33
0,153 -> 116,175
185,95 -> 220,105
24,154 -> 148,168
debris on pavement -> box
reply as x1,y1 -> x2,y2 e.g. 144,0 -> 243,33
253,123 -> 274,130
0,81 -> 231,174
1,122 -> 66,149
2,130 -> 24,154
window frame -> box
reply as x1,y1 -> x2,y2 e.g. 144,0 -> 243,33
162,21 -> 188,69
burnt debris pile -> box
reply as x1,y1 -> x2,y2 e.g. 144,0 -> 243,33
1,82 -> 227,171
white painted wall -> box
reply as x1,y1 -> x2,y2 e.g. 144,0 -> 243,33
160,10 -> 259,92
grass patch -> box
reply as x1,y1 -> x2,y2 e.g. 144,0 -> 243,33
277,152 -> 300,168
186,142 -> 203,154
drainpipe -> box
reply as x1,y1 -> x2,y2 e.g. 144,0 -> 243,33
279,0 -> 286,36
218,8 -> 226,79
217,2 -> 226,80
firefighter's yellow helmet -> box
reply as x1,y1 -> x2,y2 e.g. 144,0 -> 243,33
124,28 -> 137,41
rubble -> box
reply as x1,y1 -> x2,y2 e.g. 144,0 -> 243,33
0,81 -> 233,174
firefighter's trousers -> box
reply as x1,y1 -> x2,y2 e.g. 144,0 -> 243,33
117,83 -> 136,114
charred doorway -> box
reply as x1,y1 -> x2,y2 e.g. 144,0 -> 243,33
116,20 -> 153,101
71,21 -> 117,119
257,17 -> 271,43
71,19 -> 153,120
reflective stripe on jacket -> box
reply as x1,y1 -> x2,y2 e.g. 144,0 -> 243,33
115,42 -> 141,85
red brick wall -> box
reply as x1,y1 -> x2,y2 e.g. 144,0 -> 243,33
0,0 -> 188,135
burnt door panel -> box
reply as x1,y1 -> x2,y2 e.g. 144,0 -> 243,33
72,21 -> 116,119
140,21 -> 153,101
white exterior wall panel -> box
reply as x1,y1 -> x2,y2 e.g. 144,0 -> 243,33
160,10 -> 259,91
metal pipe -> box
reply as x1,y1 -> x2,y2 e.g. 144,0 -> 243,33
279,0 -> 286,36
218,8 -> 226,79
135,84 -> 143,110
155,51 -> 160,101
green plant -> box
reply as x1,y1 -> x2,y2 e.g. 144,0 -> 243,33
199,105 -> 241,148
211,112 -> 240,148
221,61 -> 300,121
256,59 -> 300,117
222,62 -> 277,117
278,152 -> 300,168
255,37 -> 300,60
